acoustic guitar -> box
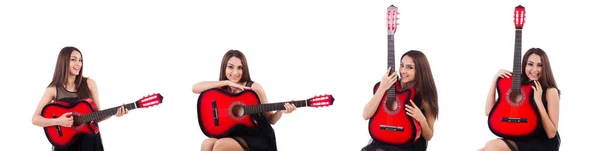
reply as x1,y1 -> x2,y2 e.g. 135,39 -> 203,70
197,88 -> 334,138
368,5 -> 421,146
487,5 -> 542,140
41,93 -> 163,148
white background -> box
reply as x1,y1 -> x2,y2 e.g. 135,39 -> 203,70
1,0 -> 597,150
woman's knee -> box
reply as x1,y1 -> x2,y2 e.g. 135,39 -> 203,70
213,138 -> 244,151
484,139 -> 511,151
201,138 -> 218,151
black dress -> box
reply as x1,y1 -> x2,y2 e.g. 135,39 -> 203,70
228,81 -> 278,151
362,93 -> 428,151
52,80 -> 104,151
501,89 -> 561,151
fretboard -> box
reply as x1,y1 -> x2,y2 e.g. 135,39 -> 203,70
242,100 -> 308,115
512,29 -> 523,93
76,102 -> 137,123
386,34 -> 396,101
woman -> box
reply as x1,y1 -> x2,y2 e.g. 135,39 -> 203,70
362,50 -> 439,151
481,48 -> 561,151
31,46 -> 128,151
192,49 -> 296,151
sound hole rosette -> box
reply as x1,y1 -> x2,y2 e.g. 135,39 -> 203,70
505,88 -> 527,106
228,101 -> 247,121
382,97 -> 401,115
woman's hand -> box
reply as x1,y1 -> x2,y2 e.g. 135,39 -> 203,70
56,112 -> 74,127
532,80 -> 544,104
115,105 -> 129,117
494,69 -> 512,80
380,67 -> 398,90
227,81 -> 252,92
282,102 -> 297,114
405,100 -> 426,123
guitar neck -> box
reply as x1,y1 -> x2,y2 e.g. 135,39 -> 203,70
511,29 -> 523,92
77,102 -> 137,123
386,34 -> 396,99
243,100 -> 308,115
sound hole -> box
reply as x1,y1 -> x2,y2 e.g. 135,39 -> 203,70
510,92 -> 522,103
71,112 -> 82,126
386,97 -> 398,111
232,105 -> 244,117
73,116 -> 82,126
505,89 -> 526,106
228,101 -> 247,121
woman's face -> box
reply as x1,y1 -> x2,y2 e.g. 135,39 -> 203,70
69,51 -> 82,76
399,55 -> 416,85
525,54 -> 542,81
225,57 -> 243,82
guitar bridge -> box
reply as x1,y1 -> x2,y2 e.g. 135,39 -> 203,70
212,100 -> 219,126
501,117 -> 528,123
380,125 -> 404,132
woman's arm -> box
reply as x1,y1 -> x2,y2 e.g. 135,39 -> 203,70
363,86 -> 387,120
192,81 -> 230,94
484,80 -> 498,116
86,78 -> 128,123
536,88 -> 560,138
486,70 -> 512,116
364,68 -> 397,120
419,103 -> 435,141
32,87 -> 61,127
88,78 -> 110,123
251,82 -> 283,125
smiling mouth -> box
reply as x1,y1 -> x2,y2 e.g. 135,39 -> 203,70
529,73 -> 538,78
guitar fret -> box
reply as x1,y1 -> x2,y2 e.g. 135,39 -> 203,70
387,34 -> 396,100
512,30 -> 523,92
244,106 -> 251,115
79,102 -> 136,123
245,100 -> 307,115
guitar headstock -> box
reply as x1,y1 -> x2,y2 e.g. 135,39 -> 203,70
307,94 -> 334,107
387,5 -> 399,35
135,93 -> 163,108
514,5 -> 526,29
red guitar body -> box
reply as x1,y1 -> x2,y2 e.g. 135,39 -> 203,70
368,82 -> 422,146
488,77 -> 541,139
197,88 -> 260,138
41,98 -> 100,148
198,88 -> 334,138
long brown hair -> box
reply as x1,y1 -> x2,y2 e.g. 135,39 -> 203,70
401,50 -> 439,119
219,50 -> 252,88
47,46 -> 91,99
521,48 -> 560,94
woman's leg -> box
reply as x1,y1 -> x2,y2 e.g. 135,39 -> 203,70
212,137 -> 246,151
201,138 -> 218,151
483,138 -> 517,151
